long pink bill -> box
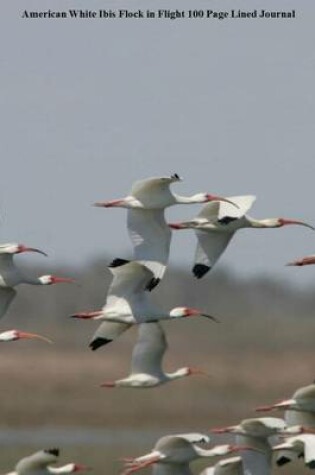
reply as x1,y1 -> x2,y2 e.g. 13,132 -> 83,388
93,199 -> 124,208
100,381 -> 116,388
18,332 -> 53,343
279,218 -> 315,230
230,444 -> 264,454
286,256 -> 315,266
18,245 -> 48,257
121,455 -> 161,475
0,330 -> 53,344
51,277 -> 76,284
255,399 -> 295,412
188,367 -> 211,378
70,311 -> 103,319
186,308 -> 220,323
206,195 -> 239,208
210,426 -> 234,434
72,464 -> 92,472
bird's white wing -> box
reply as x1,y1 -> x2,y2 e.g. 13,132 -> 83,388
131,174 -> 181,201
197,196 -> 256,222
127,209 -> 171,286
89,321 -> 132,351
217,196 -> 256,220
105,260 -> 154,312
16,450 -> 59,473
301,435 -> 315,466
131,322 -> 166,377
200,457 -> 243,475
275,449 -> 297,467
0,287 -> 16,319
193,230 -> 234,278
242,417 -> 286,433
293,383 -> 315,400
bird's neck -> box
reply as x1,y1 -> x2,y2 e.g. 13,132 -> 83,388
247,217 -> 278,228
49,465 -> 75,474
166,368 -> 188,381
173,193 -> 205,204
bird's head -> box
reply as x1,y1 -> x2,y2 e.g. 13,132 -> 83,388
0,329 -> 52,343
0,243 -> 47,256
38,275 -> 75,285
256,398 -> 297,412
169,307 -> 220,322
278,425 -> 315,436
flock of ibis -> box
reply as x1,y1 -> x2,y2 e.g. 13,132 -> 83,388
2,174 -> 315,474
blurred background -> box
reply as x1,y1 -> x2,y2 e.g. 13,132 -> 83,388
1,0 -> 315,472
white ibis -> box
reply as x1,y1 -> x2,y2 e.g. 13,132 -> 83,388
5,449 -> 90,475
71,259 -> 218,351
256,383 -> 315,426
0,243 -> 74,319
121,433 -> 254,475
100,322 -> 209,388
273,434 -> 315,469
94,174 -> 236,287
169,195 -> 314,278
211,417 -> 287,475
0,329 -> 53,343
256,383 -> 315,466
199,456 -> 243,475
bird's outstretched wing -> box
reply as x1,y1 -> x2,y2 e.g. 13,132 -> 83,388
105,259 -> 154,312
130,174 -> 182,201
0,287 -> 16,319
198,195 -> 256,221
127,209 -> 171,288
89,321 -> 132,351
131,322 -> 166,377
193,231 -> 233,278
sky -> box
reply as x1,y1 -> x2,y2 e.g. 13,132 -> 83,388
1,0 -> 315,287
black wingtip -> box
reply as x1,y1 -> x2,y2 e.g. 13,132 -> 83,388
307,461 -> 315,469
145,277 -> 161,291
89,337 -> 112,351
192,264 -> 211,279
218,216 -> 238,225
44,449 -> 60,457
108,258 -> 130,268
276,456 -> 291,467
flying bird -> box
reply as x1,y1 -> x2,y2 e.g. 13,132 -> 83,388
211,417 -> 287,475
0,243 -> 74,320
121,433 -> 254,475
94,174 -> 236,288
100,322 -> 209,388
273,434 -> 315,469
71,259 -> 218,351
169,195 -> 314,278
4,448 -> 90,475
